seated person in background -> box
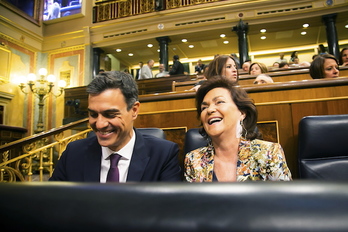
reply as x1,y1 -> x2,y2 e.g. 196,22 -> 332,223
299,61 -> 310,67
289,51 -> 298,63
312,54 -> 319,61
194,59 -> 206,74
275,52 -> 287,64
242,60 -> 251,72
309,54 -> 339,79
272,62 -> 280,69
339,48 -> 348,66
184,76 -> 292,182
155,64 -> 169,78
249,62 -> 268,75
253,74 -> 274,84
50,71 -> 182,182
279,62 -> 289,69
205,55 -> 239,83
191,55 -> 239,91
290,58 -> 300,66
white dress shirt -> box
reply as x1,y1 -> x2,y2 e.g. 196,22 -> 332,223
139,65 -> 153,79
100,130 -> 136,183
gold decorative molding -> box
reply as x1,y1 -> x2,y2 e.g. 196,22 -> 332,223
0,33 -> 38,53
0,43 -> 11,84
45,45 -> 86,55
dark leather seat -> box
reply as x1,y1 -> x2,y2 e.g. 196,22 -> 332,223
2,181 -> 348,232
88,127 -> 166,139
298,114 -> 348,180
138,127 -> 166,139
184,128 -> 207,154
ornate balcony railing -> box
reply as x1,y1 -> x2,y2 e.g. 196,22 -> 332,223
0,118 -> 91,182
93,0 -> 223,23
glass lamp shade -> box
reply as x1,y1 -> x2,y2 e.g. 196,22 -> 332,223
46,74 -> 56,83
58,80 -> 67,88
27,73 -> 37,82
39,68 -> 48,76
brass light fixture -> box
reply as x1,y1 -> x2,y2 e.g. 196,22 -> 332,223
19,68 -> 66,133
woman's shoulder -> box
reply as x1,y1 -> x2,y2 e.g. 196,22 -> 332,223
252,139 -> 278,145
251,139 -> 282,150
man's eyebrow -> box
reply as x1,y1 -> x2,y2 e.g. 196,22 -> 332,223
87,108 -> 120,113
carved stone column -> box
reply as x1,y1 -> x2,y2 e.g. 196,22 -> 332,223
156,36 -> 171,71
92,48 -> 104,78
232,19 -> 250,65
322,13 -> 340,59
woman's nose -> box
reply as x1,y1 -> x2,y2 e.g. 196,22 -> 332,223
207,105 -> 216,114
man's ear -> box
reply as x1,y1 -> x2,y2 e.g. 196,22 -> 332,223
132,101 -> 140,120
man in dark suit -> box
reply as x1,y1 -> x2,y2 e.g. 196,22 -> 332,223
50,71 -> 181,182
169,55 -> 185,75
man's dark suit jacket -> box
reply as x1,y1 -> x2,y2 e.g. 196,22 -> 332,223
49,129 -> 182,182
169,61 -> 185,75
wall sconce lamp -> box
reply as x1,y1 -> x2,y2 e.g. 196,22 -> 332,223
19,68 -> 67,133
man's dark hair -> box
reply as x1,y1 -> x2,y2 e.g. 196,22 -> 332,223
87,71 -> 138,110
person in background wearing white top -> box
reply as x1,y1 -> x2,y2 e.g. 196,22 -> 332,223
155,64 -> 170,78
139,59 -> 155,79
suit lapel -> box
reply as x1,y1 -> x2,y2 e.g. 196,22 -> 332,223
127,129 -> 150,181
83,137 -> 102,182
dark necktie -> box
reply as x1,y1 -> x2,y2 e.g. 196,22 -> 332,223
106,153 -> 121,182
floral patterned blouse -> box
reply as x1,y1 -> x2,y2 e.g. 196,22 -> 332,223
184,139 -> 292,182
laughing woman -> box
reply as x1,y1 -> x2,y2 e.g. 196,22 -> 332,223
184,76 -> 292,182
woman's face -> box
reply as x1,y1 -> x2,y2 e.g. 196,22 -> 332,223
221,58 -> 238,82
200,87 -> 244,140
323,59 -> 339,78
342,49 -> 348,64
273,62 -> 279,68
250,64 -> 262,75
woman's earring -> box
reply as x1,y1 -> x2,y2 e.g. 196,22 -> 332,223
241,120 -> 247,139
236,119 -> 243,138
